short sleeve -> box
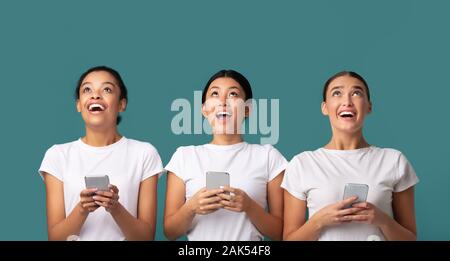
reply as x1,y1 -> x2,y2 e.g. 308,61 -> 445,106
266,145 -> 288,182
38,145 -> 64,182
281,156 -> 307,201
164,147 -> 186,182
141,144 -> 164,181
393,153 -> 419,192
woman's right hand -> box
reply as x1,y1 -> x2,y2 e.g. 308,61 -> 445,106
186,187 -> 224,215
309,196 -> 363,229
78,188 -> 100,215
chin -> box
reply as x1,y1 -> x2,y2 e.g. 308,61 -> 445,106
84,119 -> 113,129
213,127 -> 229,135
213,125 -> 236,135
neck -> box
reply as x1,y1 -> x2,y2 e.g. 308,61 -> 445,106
211,134 -> 243,145
82,126 -> 122,147
324,129 -> 369,150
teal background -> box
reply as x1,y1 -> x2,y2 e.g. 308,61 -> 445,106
0,0 -> 448,240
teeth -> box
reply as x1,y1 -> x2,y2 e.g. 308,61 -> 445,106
89,104 -> 105,111
339,111 -> 355,117
216,111 -> 231,117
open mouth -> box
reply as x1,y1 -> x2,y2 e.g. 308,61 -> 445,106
88,103 -> 106,112
338,111 -> 356,119
216,111 -> 232,120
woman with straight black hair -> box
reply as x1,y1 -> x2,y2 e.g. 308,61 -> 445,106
164,69 -> 287,241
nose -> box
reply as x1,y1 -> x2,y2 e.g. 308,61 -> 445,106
218,95 -> 228,107
342,93 -> 354,107
90,89 -> 101,100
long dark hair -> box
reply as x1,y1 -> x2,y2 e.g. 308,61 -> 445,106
75,66 -> 128,125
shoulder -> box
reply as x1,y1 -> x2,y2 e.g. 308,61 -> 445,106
245,143 -> 281,154
44,140 -> 79,156
370,147 -> 414,171
290,149 -> 320,163
125,138 -> 160,156
370,146 -> 404,159
172,144 -> 198,154
167,145 -> 200,161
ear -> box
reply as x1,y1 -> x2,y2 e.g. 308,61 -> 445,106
367,102 -> 372,114
119,98 -> 127,112
76,99 -> 81,112
201,103 -> 208,118
321,101 -> 329,116
244,100 -> 252,118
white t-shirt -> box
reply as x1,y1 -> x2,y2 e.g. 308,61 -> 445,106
281,146 -> 419,241
38,137 -> 163,241
165,142 -> 287,241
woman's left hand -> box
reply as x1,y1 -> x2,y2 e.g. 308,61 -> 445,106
217,186 -> 251,213
92,184 -> 120,213
341,202 -> 390,226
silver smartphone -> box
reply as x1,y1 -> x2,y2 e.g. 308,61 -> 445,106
206,171 -> 230,190
343,183 -> 369,208
85,175 -> 110,191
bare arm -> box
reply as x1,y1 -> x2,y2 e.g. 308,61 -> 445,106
374,187 -> 417,240
337,187 -> 417,241
163,172 -> 195,240
218,172 -> 285,240
243,172 -> 285,240
105,175 -> 158,240
44,172 -> 95,241
283,190 -> 361,241
283,190 -> 318,240
163,172 -> 223,240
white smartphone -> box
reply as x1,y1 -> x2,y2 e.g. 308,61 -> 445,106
85,175 -> 110,191
343,183 -> 369,208
206,171 -> 230,190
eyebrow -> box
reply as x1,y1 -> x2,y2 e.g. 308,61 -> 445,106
81,81 -> 117,87
329,86 -> 343,92
329,85 -> 365,92
209,86 -> 241,91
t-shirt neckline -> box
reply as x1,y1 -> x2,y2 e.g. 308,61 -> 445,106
320,145 -> 375,155
204,141 -> 247,151
76,136 -> 127,152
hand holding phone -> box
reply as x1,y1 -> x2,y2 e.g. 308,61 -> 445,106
188,174 -> 227,215
85,175 -> 110,191
342,183 -> 369,208
79,176 -> 110,214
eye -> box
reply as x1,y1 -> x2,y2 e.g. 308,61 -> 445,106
331,90 -> 341,97
352,90 -> 363,97
229,91 -> 239,98
82,86 -> 91,94
104,87 -> 113,93
211,91 -> 219,97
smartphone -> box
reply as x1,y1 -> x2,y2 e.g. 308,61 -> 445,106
85,175 -> 110,191
342,183 -> 369,208
206,171 -> 230,190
